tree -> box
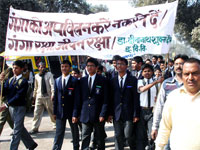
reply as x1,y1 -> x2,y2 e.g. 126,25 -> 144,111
89,4 -> 109,13
38,0 -> 91,14
129,0 -> 200,52
0,0 -> 44,52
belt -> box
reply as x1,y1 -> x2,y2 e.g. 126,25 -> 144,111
141,107 -> 153,110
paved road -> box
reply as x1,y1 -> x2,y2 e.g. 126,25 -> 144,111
0,111 -> 130,150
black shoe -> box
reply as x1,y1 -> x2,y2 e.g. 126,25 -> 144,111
28,143 -> 38,150
29,130 -> 38,135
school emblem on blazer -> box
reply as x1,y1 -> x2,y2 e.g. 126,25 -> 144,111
126,85 -> 132,88
68,88 -> 74,95
96,85 -> 101,94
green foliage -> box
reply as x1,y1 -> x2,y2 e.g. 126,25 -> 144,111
89,4 -> 109,13
130,0 -> 200,52
0,0 -> 44,52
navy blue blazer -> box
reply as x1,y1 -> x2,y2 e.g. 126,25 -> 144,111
109,73 -> 140,121
79,74 -> 108,123
3,76 -> 28,106
53,75 -> 80,120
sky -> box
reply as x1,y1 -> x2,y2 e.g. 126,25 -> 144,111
86,0 -> 133,12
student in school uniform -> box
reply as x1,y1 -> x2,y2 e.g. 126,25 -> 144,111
136,64 -> 163,150
108,57 -> 140,150
79,58 -> 108,150
0,60 -> 38,150
52,60 -> 80,150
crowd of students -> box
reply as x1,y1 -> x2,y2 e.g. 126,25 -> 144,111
0,54 -> 192,150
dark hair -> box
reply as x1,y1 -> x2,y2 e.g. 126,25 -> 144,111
168,59 -> 174,63
159,60 -> 165,64
61,60 -> 72,67
72,68 -> 80,74
13,60 -> 24,68
97,65 -> 104,72
152,55 -> 158,60
86,58 -> 99,67
174,54 -> 189,62
158,55 -> 163,60
154,67 -> 162,72
112,55 -> 121,61
184,58 -> 200,66
141,64 -> 154,72
117,57 -> 128,65
145,59 -> 152,63
133,56 -> 143,64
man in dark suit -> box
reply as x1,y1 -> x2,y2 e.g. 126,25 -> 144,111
0,60 -> 37,150
152,56 -> 160,71
52,60 -> 80,150
108,55 -> 121,79
108,57 -> 140,150
79,58 -> 108,150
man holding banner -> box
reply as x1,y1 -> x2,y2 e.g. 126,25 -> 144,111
0,60 -> 38,150
1,1 -> 179,149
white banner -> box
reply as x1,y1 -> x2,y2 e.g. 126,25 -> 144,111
5,1 -> 178,59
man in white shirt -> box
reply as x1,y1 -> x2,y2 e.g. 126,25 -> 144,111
151,54 -> 188,150
155,58 -> 200,150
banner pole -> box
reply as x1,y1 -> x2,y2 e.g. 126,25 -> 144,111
77,56 -> 80,70
164,53 -> 170,77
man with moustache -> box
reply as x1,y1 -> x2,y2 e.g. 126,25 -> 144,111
151,54 -> 188,150
30,62 -> 56,134
155,58 -> 200,150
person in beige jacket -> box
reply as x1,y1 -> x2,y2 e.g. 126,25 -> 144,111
29,62 -> 56,134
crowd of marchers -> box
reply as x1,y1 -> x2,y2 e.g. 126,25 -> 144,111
1,54 -> 200,150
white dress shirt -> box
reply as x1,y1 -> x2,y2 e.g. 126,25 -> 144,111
15,74 -> 22,81
138,78 -> 157,107
118,73 -> 127,88
62,74 -> 70,88
88,74 -> 96,89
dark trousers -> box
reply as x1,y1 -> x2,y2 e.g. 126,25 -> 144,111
52,118 -> 79,150
113,119 -> 135,150
91,122 -> 107,148
9,106 -> 36,150
136,108 -> 153,150
81,122 -> 105,150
